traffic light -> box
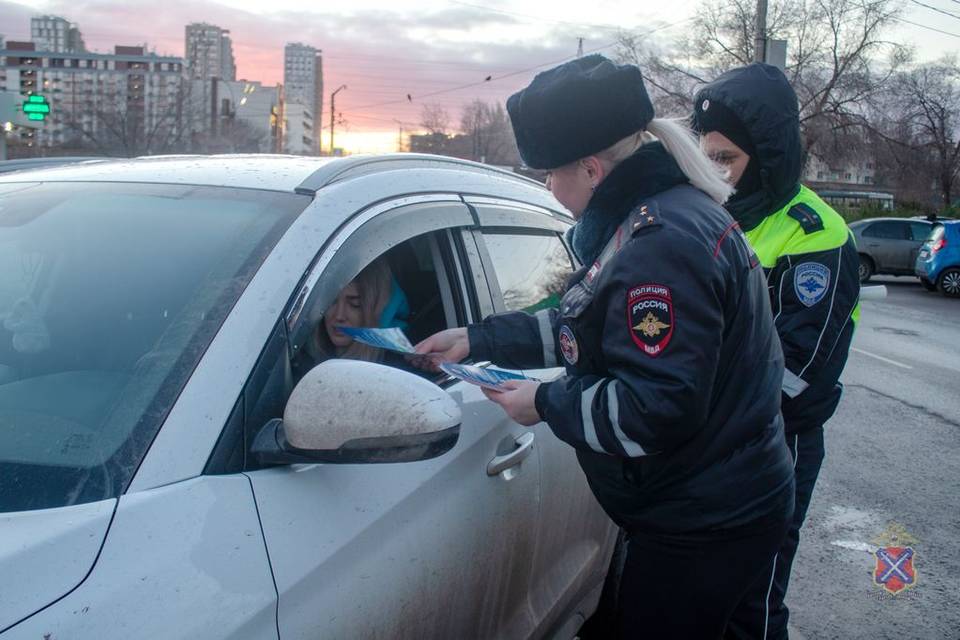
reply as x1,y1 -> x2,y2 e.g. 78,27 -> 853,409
22,94 -> 51,121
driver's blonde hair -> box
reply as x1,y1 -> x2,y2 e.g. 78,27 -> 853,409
314,257 -> 393,363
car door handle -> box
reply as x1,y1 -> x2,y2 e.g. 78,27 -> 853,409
487,432 -> 535,476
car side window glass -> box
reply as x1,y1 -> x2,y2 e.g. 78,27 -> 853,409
224,231 -> 465,473
482,232 -> 573,313
864,221 -> 907,240
289,232 -> 455,383
909,222 -> 932,242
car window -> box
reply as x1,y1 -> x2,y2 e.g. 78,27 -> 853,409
863,221 -> 908,240
0,182 -> 308,512
482,232 -> 573,313
909,222 -> 933,242
230,231 -> 467,473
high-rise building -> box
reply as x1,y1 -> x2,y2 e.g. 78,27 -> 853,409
221,35 -> 236,83
0,43 -> 186,153
283,102 -> 315,156
186,78 -> 283,153
31,16 -> 85,53
185,23 -> 235,81
283,43 -> 323,153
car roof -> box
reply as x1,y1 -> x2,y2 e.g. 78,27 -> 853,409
0,153 -> 545,194
850,217 -> 932,226
0,156 -> 107,174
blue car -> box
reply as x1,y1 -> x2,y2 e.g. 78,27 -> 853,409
916,221 -> 960,297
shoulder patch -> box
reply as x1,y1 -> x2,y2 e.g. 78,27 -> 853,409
787,203 -> 825,234
629,201 -> 662,236
794,262 -> 831,306
627,284 -> 674,357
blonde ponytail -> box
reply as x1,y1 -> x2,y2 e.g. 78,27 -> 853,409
645,118 -> 733,204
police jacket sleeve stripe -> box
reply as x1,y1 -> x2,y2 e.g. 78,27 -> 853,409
606,380 -> 648,457
467,310 -> 558,369
535,309 -> 559,368
580,380 -> 607,454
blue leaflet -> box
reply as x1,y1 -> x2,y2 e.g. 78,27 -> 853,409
337,326 -> 416,353
440,362 -> 534,391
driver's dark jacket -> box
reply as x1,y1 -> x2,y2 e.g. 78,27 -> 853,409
469,183 -> 795,534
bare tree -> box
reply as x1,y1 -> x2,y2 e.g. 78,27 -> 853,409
61,79 -> 192,157
617,0 -> 906,164
420,103 -> 451,135
459,100 -> 519,165
871,58 -> 960,208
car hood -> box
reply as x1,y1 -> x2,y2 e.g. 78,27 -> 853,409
0,498 -> 115,632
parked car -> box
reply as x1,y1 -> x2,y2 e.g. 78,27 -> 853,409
849,217 -> 938,283
0,154 -> 617,639
916,221 -> 960,297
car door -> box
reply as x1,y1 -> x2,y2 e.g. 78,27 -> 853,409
862,220 -> 913,272
465,198 -> 618,636
241,197 -> 543,640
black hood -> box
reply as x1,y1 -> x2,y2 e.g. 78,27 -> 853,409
694,63 -> 802,230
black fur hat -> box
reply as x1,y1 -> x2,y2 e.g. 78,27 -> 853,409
506,54 -> 655,170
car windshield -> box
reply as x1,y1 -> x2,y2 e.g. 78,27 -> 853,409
0,182 -> 308,513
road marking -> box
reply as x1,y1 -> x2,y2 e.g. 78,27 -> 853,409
851,347 -> 913,370
831,540 -> 877,553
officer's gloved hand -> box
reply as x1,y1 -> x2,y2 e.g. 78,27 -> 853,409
410,328 -> 469,372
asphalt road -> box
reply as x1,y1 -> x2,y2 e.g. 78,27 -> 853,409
788,276 -> 960,640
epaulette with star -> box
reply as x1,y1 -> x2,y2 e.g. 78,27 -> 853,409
629,201 -> 662,236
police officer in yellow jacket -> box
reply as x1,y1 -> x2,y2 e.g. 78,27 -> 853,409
694,63 -> 861,639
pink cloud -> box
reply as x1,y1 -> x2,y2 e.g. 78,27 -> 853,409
2,0 -> 619,132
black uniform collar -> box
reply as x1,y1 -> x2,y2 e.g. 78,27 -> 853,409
569,142 -> 687,265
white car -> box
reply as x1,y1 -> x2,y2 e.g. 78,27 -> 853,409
0,154 -> 617,639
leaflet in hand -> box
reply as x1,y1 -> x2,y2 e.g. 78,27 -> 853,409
337,326 -> 416,354
439,362 -> 534,391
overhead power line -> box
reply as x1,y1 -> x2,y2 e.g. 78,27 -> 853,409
347,18 -> 692,114
907,0 -> 960,21
893,15 -> 960,38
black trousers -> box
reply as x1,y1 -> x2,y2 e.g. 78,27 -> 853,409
725,426 -> 826,640
607,515 -> 791,639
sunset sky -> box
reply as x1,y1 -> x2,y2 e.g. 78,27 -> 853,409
2,0 -> 957,153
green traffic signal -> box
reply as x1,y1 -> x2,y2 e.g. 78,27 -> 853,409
22,94 -> 51,121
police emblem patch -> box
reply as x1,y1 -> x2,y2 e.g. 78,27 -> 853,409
558,325 -> 579,365
874,547 -> 917,595
794,262 -> 831,307
627,284 -> 673,357
871,522 -> 919,596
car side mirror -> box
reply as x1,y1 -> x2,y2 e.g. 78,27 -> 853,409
252,359 -> 461,465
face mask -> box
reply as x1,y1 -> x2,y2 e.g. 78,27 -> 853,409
731,155 -> 762,202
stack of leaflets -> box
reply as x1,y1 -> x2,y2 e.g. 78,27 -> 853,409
438,362 -> 534,392
337,326 -> 535,391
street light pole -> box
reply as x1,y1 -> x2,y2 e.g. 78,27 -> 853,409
330,84 -> 347,155
393,118 -> 404,152
754,0 -> 768,63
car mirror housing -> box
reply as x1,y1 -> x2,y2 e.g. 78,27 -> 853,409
252,359 -> 461,465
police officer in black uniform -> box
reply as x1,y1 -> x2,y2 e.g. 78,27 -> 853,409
416,55 -> 795,638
